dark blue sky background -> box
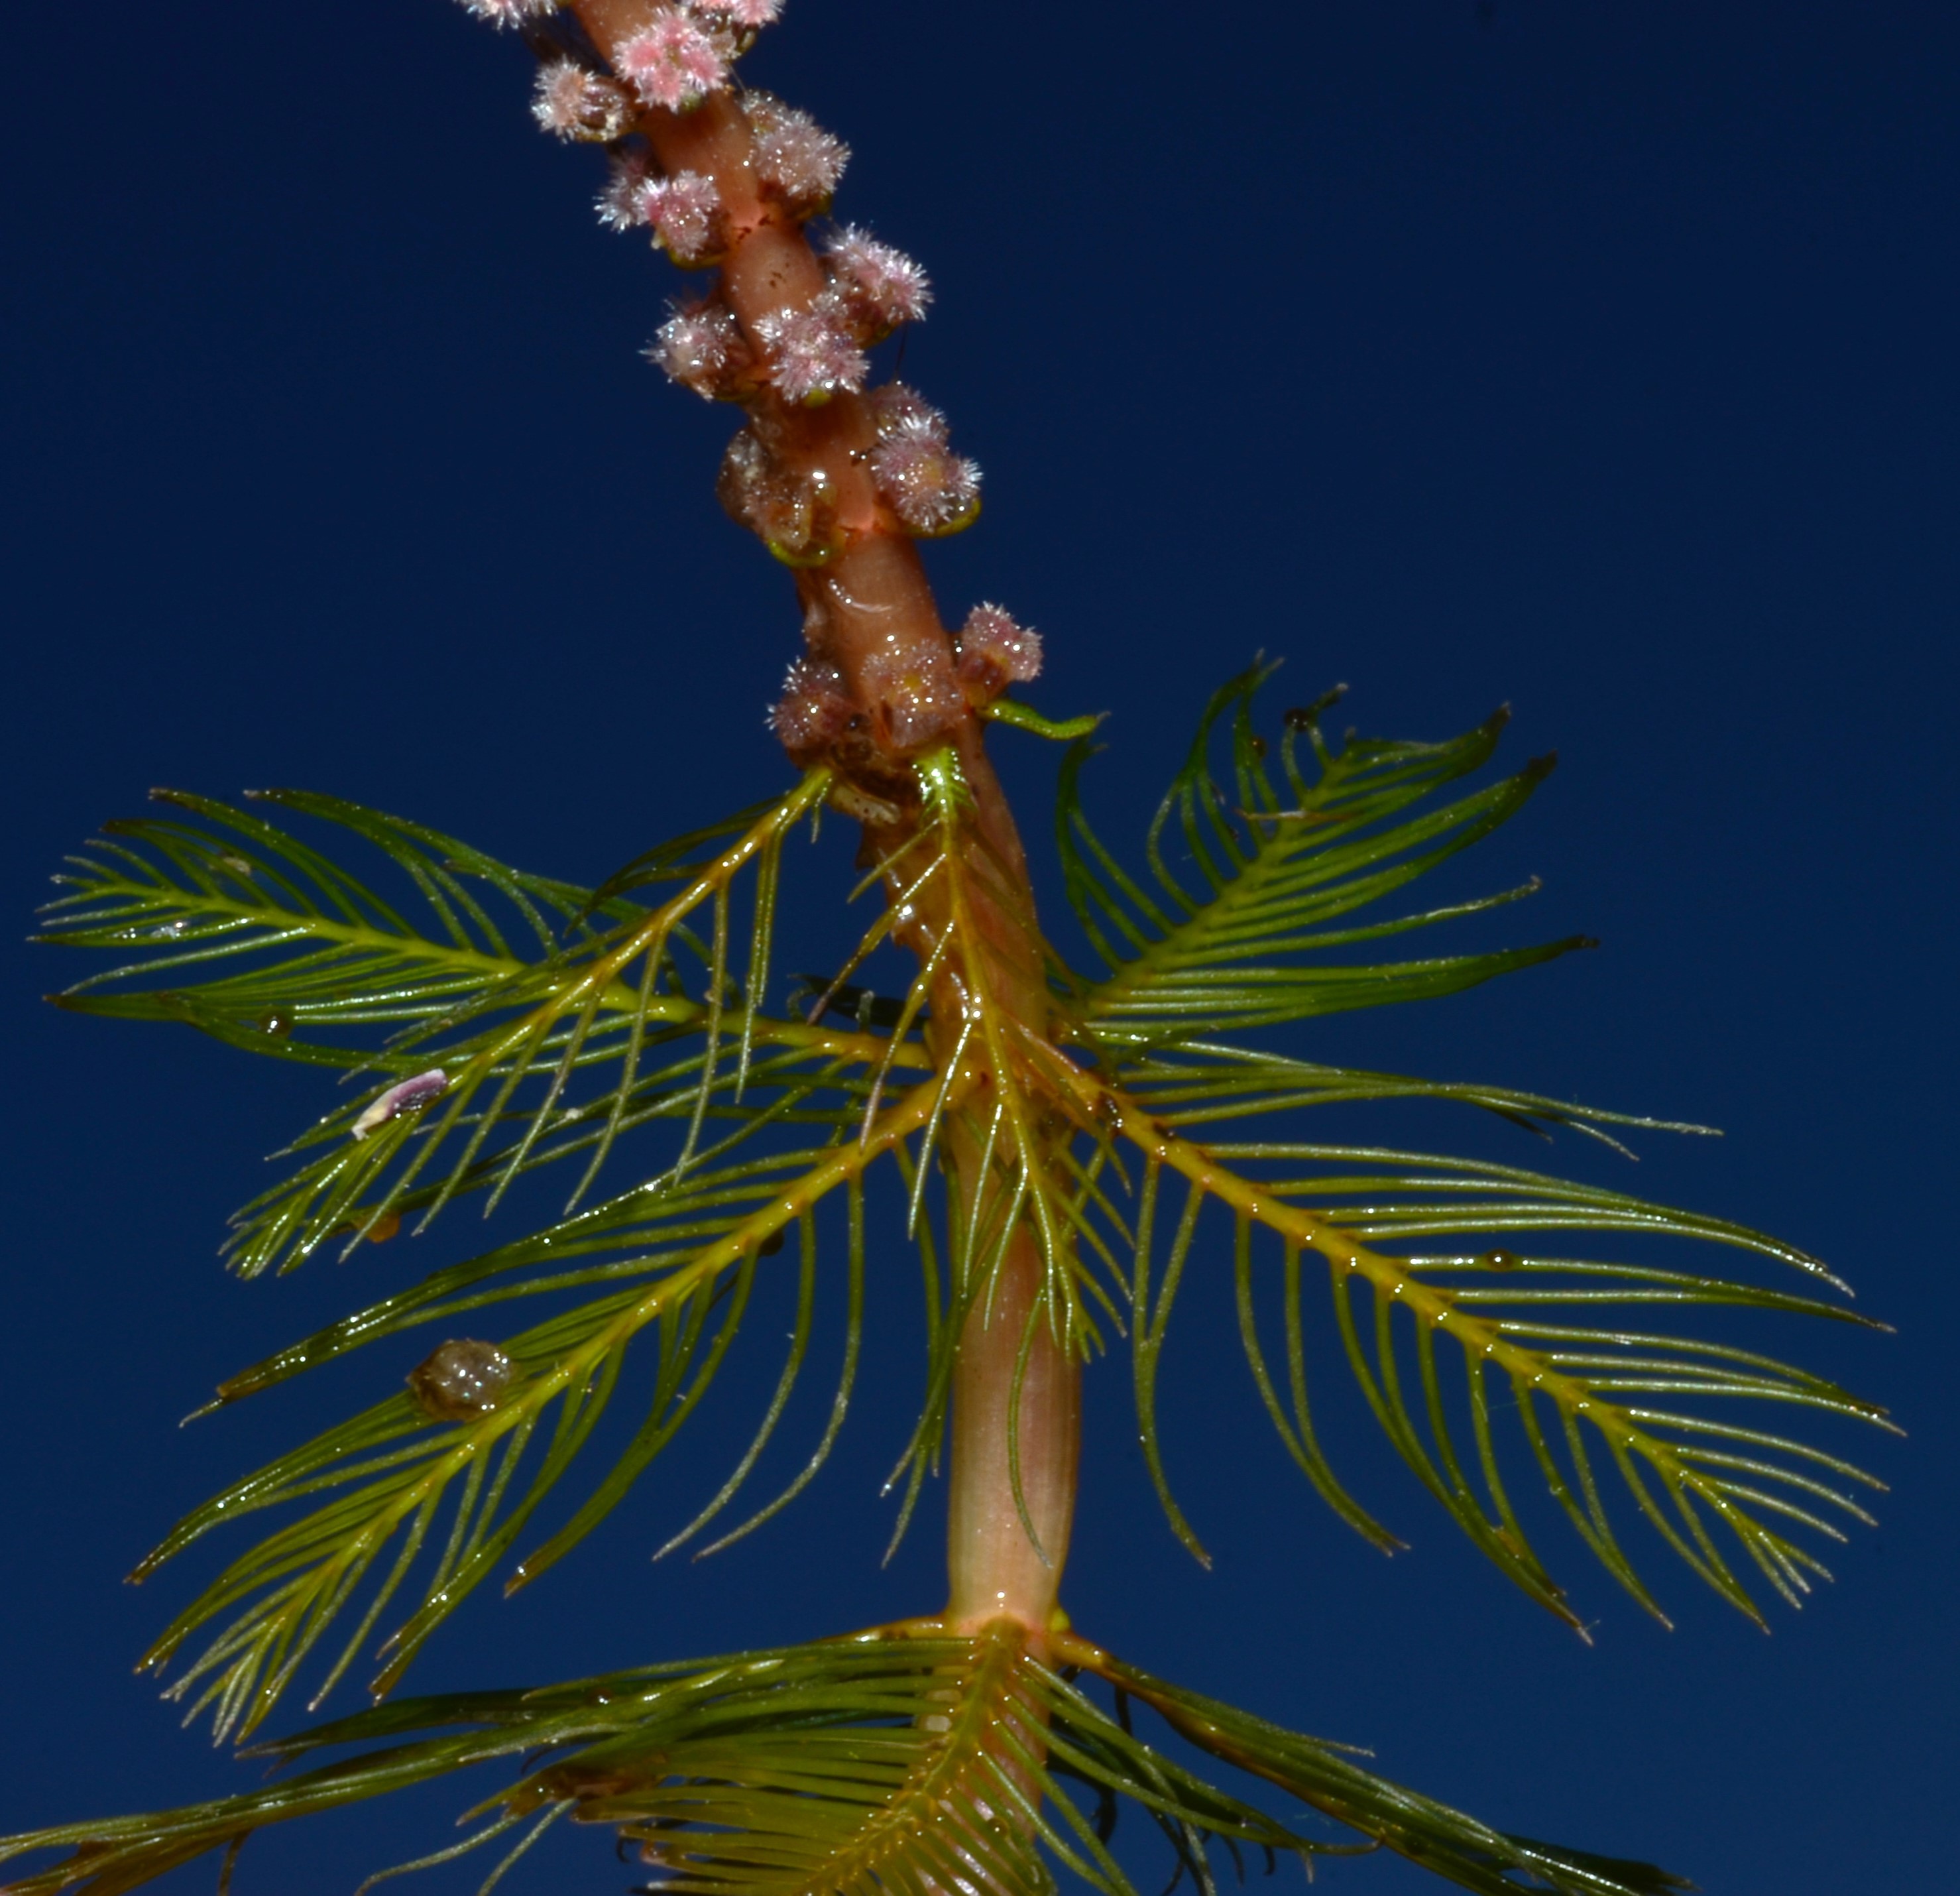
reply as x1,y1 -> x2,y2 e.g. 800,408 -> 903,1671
3,3 -> 1955,1892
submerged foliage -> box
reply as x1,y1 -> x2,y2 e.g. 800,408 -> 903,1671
0,1622 -> 1691,1896
11,673 -> 1886,1895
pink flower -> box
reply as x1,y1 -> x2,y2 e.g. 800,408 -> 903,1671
531,60 -> 633,142
866,382 -> 943,436
746,94 -> 849,214
769,657 -> 856,760
826,227 -> 932,337
858,636 -> 966,752
696,0 -> 784,25
616,8 -> 729,112
870,414 -> 982,535
649,302 -> 751,399
754,294 -> 868,405
640,170 -> 726,264
457,0 -> 557,28
595,151 -> 655,231
954,603 -> 1043,701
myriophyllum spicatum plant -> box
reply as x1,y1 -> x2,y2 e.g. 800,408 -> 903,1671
1,5 -> 1893,1895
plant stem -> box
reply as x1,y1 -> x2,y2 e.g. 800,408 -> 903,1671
944,1219 -> 1080,1633
567,0 -> 1081,1641
568,0 -> 970,753
931,737 -> 1081,1640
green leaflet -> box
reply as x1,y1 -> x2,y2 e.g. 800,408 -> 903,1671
1059,666 -> 1587,1051
1076,1077 -> 1890,1631
1118,1041 -> 1717,1153
128,1080 -> 935,1745
0,1626 -> 1688,1896
38,780 -> 850,1274
39,788 -> 640,1061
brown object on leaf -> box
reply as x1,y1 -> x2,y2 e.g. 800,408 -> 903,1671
408,1339 -> 516,1421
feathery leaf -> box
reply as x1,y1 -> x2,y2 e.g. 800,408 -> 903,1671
40,779 -> 856,1275
0,1624 -> 1691,1896
1060,667 -> 1586,1052
132,1079 -> 945,1743
1049,1062 -> 1890,1629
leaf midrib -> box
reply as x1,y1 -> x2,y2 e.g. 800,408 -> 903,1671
55,874 -> 648,1014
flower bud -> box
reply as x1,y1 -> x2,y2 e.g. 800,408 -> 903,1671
597,151 -> 656,231
858,634 -> 967,754
954,604 -> 1043,703
532,61 -> 634,143
718,427 -> 846,565
457,0 -> 556,28
617,8 -> 730,113
754,294 -> 868,406
869,408 -> 982,536
825,228 -> 931,339
641,170 -> 727,265
696,0 -> 784,25
649,301 -> 753,400
746,93 -> 850,217
769,656 -> 857,762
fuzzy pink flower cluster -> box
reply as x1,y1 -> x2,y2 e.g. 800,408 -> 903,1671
650,301 -> 752,400
458,0 -> 557,28
858,635 -> 968,752
754,294 -> 868,405
825,228 -> 931,338
769,656 -> 856,760
746,95 -> 849,213
866,385 -> 981,535
596,152 -> 654,231
616,7 -> 729,111
641,171 -> 726,264
954,604 -> 1043,701
531,60 -> 634,143
611,1 -> 787,113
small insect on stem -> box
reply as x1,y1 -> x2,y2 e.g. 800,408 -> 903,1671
351,1069 -> 449,1140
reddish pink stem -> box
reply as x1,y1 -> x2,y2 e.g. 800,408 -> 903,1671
570,0 -> 1078,1638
